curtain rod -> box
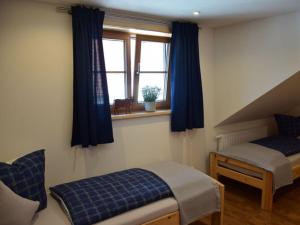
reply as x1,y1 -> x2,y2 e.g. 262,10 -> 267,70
56,6 -> 201,29
56,6 -> 172,26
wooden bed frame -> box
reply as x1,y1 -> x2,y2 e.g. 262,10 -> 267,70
210,140 -> 300,211
7,154 -> 224,225
142,179 -> 224,225
7,158 -> 223,225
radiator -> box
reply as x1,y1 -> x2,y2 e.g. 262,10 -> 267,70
216,126 -> 269,151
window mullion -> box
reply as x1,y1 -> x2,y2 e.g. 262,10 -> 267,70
124,36 -> 131,99
133,35 -> 141,102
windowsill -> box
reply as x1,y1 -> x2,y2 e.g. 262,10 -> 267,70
111,109 -> 171,121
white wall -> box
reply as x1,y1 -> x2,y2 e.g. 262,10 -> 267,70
0,0 -> 216,187
214,11 -> 300,125
3,0 -> 297,189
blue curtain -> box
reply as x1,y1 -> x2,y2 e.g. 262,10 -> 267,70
71,6 -> 114,147
170,22 -> 204,132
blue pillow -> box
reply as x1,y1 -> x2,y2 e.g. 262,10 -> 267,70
274,114 -> 300,136
0,150 -> 47,211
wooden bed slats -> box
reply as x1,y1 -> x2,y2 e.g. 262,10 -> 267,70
216,166 -> 263,189
214,154 -> 265,174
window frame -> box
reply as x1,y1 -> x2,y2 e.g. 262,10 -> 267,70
133,34 -> 171,111
103,30 -> 132,99
103,30 -> 171,113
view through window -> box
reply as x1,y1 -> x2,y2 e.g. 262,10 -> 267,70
103,30 -> 170,111
103,38 -> 126,103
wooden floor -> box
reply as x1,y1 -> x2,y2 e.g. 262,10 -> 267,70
193,177 -> 300,225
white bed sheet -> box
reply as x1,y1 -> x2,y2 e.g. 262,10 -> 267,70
33,195 -> 178,225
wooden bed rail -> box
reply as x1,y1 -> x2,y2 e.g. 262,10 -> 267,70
210,152 -> 273,211
143,211 -> 179,225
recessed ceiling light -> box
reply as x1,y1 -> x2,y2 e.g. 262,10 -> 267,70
193,11 -> 200,16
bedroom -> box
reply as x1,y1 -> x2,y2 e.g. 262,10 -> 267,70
1,0 -> 300,225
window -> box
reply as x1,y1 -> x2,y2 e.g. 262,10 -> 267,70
102,31 -> 131,104
103,30 -> 171,113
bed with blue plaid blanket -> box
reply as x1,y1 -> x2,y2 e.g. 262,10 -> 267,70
50,168 -> 173,225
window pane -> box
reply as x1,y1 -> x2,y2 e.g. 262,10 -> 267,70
103,39 -> 125,71
107,73 -> 125,104
138,73 -> 167,102
140,41 -> 169,71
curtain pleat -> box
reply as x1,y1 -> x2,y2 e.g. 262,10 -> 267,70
170,22 -> 204,132
71,6 -> 114,147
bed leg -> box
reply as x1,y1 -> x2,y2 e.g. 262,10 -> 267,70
210,153 -> 219,180
211,182 -> 224,225
261,171 -> 273,211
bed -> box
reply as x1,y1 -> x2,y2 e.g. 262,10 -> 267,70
33,194 -> 180,225
210,126 -> 300,211
34,190 -> 224,225
1,151 -> 224,225
39,162 -> 224,225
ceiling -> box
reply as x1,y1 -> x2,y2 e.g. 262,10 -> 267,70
36,0 -> 300,27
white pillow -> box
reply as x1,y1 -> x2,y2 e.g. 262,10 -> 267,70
0,181 -> 39,225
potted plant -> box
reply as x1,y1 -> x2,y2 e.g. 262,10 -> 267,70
142,86 -> 161,112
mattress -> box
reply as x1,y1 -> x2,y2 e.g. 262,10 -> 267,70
33,195 -> 178,225
49,168 -> 173,225
218,152 -> 300,179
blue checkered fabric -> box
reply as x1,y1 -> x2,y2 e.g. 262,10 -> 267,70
50,168 -> 173,225
297,118 -> 300,134
252,135 -> 300,156
274,114 -> 300,136
0,150 -> 47,211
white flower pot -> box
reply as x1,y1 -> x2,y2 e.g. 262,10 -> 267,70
144,102 -> 156,112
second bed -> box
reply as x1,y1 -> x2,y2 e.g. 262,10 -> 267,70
210,126 -> 300,211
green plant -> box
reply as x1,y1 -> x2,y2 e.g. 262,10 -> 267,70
142,86 -> 161,102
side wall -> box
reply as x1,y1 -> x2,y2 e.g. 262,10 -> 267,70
214,11 -> 300,124
0,0 -> 216,187
289,105 -> 300,116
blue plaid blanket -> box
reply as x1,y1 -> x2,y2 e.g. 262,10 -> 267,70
50,168 -> 172,225
252,135 -> 300,156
